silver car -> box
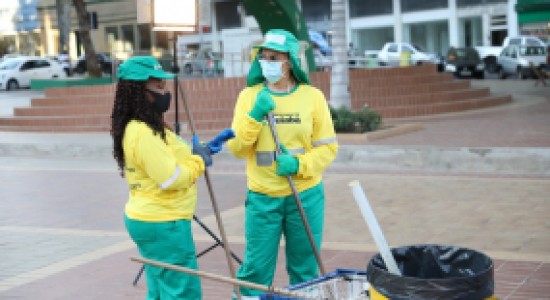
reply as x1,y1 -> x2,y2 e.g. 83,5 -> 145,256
181,50 -> 223,76
497,45 -> 547,79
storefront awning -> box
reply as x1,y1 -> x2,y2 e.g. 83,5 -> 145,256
516,0 -> 550,24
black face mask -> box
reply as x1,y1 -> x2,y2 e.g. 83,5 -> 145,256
146,89 -> 171,114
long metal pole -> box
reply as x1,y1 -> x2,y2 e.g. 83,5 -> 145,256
176,80 -> 241,299
266,113 -> 326,275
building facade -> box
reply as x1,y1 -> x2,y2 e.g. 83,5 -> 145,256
2,0 -> 547,69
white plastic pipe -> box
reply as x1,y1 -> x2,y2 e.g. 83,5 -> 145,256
349,180 -> 401,276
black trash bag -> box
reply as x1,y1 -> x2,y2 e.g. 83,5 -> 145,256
367,244 -> 494,300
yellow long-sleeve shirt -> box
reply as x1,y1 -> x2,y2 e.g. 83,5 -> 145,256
123,120 -> 205,221
227,83 -> 338,197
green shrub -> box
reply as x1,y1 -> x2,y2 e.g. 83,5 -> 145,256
330,105 -> 382,133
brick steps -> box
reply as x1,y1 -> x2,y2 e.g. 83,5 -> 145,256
376,95 -> 512,118
0,64 -> 513,132
358,88 -> 491,109
14,105 -> 234,119
351,80 -> 470,98
0,114 -> 231,132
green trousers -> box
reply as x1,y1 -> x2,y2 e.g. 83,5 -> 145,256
125,216 -> 201,300
236,183 -> 325,297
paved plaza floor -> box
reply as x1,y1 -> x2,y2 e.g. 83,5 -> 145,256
0,79 -> 549,299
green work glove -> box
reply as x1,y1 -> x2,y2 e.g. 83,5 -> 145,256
275,144 -> 299,176
249,89 -> 275,122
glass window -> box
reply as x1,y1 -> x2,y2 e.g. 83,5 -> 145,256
215,1 -> 241,30
155,31 -> 169,50
388,44 -> 398,52
35,60 -> 50,68
105,26 -> 119,52
349,0 -> 392,17
457,0 -> 506,7
402,45 -> 414,53
521,46 -> 546,56
508,38 -> 521,46
525,38 -> 542,46
0,60 -> 21,70
302,0 -> 331,22
138,24 -> 151,50
401,0 -> 447,12
121,24 -> 135,51
20,60 -> 36,70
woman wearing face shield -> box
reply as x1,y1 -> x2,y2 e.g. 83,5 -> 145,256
110,56 -> 234,299
227,29 -> 339,298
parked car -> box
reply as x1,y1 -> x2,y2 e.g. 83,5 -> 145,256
313,49 -> 331,71
377,42 -> 440,66
73,53 -> 113,75
476,35 -> 546,73
443,47 -> 485,79
182,50 -> 223,75
497,45 -> 547,79
44,53 -> 72,76
0,56 -> 67,90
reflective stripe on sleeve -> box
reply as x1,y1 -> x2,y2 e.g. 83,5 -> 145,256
312,137 -> 337,147
160,165 -> 181,190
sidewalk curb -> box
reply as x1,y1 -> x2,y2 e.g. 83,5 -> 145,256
1,140 -> 549,176
335,146 -> 550,176
336,123 -> 424,143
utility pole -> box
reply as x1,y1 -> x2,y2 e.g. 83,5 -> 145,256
56,0 -> 71,54
330,0 -> 351,109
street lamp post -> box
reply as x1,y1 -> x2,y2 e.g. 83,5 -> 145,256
172,32 -> 180,133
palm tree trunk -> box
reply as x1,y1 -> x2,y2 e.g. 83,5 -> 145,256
330,0 -> 351,109
72,0 -> 101,77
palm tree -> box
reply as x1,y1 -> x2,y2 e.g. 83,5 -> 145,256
330,0 -> 351,109
72,0 -> 101,77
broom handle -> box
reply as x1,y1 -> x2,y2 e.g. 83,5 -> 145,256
267,113 -> 327,276
131,257 -> 315,299
176,80 -> 241,299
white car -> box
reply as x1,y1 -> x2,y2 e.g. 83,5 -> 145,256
377,42 -> 440,66
497,45 -> 547,79
0,57 -> 67,90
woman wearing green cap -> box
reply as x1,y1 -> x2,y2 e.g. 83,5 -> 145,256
227,29 -> 338,298
111,56 -> 234,299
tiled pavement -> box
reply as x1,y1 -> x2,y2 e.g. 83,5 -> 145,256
0,80 -> 549,299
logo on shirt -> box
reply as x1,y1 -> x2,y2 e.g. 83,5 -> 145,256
129,183 -> 141,190
274,113 -> 301,124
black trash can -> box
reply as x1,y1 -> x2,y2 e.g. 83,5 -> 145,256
367,244 -> 495,300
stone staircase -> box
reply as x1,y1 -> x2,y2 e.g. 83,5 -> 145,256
0,64 -> 512,132
348,64 -> 512,117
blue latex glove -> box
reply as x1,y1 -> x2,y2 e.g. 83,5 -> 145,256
192,135 -> 213,167
275,144 -> 299,176
249,89 -> 275,122
208,128 -> 235,154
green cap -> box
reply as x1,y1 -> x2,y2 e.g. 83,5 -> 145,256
117,56 -> 175,81
253,29 -> 300,56
248,29 -> 310,87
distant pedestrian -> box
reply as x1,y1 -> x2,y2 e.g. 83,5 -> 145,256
348,42 -> 357,66
110,56 -> 234,299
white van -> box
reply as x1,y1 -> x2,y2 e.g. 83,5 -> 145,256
497,45 -> 547,79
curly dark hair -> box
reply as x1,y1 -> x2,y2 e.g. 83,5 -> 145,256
110,79 -> 166,176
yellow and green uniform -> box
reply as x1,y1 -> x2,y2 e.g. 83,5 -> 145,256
123,120 -> 204,299
228,83 -> 338,297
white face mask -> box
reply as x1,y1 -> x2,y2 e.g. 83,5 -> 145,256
259,60 -> 286,84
